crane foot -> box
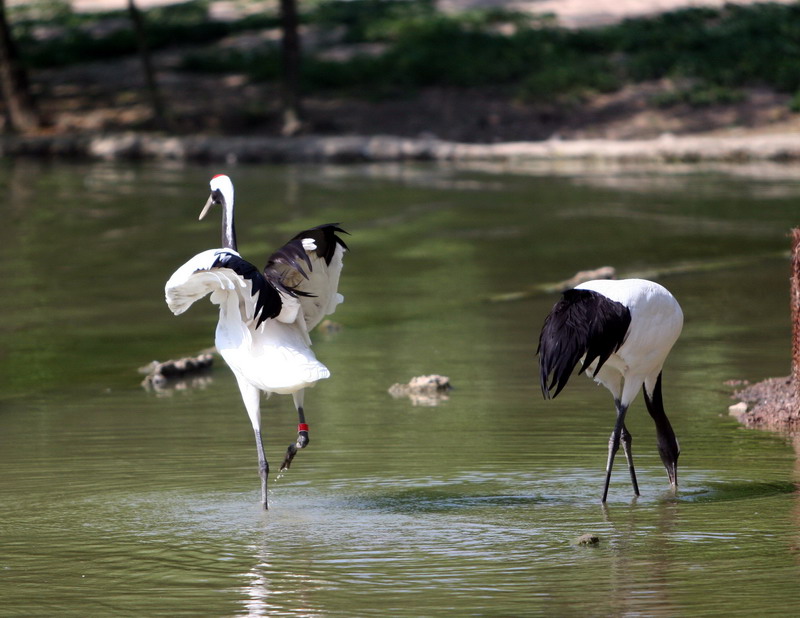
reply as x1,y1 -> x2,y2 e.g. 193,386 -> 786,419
280,431 -> 309,471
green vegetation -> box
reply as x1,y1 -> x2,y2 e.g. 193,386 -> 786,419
790,91 -> 800,113
10,0 -> 276,68
10,0 -> 800,107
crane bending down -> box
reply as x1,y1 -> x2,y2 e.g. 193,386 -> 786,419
537,278 -> 683,502
165,174 -> 348,509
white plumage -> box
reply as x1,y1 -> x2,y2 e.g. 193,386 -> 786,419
574,279 -> 683,404
166,251 -> 329,392
538,278 -> 683,502
165,174 -> 348,509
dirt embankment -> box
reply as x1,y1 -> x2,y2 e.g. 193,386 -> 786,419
728,229 -> 800,435
730,378 -> 800,431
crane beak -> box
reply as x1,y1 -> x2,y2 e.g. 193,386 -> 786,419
666,460 -> 678,489
198,195 -> 215,220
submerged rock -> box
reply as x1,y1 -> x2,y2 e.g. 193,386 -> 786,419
728,401 -> 748,418
388,374 -> 452,406
140,351 -> 215,392
573,533 -> 600,546
556,266 -> 616,292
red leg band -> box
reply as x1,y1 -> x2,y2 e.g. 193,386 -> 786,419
298,423 -> 309,432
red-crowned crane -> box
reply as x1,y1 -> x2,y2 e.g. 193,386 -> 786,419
164,174 -> 348,509
537,278 -> 683,502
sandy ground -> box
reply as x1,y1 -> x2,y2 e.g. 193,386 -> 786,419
28,58 -> 800,146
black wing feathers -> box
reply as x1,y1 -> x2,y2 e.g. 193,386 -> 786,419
264,223 -> 349,276
210,225 -> 348,330
538,289 -> 631,399
290,223 -> 349,265
265,238 -> 314,281
211,252 -> 281,327
262,223 -> 349,293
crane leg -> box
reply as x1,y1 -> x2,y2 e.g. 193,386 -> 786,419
254,428 -> 269,509
620,424 -> 640,497
235,375 -> 269,509
602,400 -> 629,502
280,390 -> 310,471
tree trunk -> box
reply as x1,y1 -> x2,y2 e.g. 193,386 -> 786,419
791,228 -> 800,389
0,0 -> 41,132
279,0 -> 304,136
127,0 -> 167,128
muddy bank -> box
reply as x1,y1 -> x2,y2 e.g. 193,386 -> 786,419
4,130 -> 800,164
730,377 -> 800,431
728,228 -> 800,433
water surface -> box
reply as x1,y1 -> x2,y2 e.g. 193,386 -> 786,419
1,160 -> 799,615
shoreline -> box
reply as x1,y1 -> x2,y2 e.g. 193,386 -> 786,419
4,130 -> 800,164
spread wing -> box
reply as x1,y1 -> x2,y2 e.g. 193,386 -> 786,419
264,224 -> 349,331
165,248 -> 303,328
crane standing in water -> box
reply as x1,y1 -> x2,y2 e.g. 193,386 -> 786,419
165,175 -> 348,509
538,278 -> 683,502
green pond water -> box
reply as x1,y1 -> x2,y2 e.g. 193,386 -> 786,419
1,159 -> 799,616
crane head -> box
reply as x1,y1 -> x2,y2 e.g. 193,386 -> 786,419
199,174 -> 234,220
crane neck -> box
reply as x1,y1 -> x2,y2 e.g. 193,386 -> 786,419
222,199 -> 237,251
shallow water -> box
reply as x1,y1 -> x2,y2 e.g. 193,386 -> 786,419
1,159 -> 799,615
